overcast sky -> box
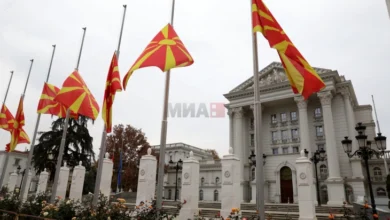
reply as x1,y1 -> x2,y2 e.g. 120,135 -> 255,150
1,0 -> 390,157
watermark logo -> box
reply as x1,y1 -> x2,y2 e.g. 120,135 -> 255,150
168,103 -> 225,118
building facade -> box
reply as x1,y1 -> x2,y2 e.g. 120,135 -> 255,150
159,62 -> 389,206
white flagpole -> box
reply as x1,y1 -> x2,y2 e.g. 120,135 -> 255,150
20,45 -> 56,200
156,0 -> 176,217
372,95 -> 388,175
0,60 -> 34,188
92,5 -> 127,206
50,28 -> 86,203
250,0 -> 265,219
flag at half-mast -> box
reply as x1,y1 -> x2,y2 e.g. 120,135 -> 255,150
102,52 -> 122,133
252,0 -> 325,99
7,96 -> 30,152
54,70 -> 100,120
0,104 -> 15,131
122,23 -> 194,90
37,83 -> 78,118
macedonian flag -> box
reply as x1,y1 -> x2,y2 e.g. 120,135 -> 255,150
8,96 -> 30,152
37,83 -> 78,118
252,0 -> 325,99
0,104 -> 15,131
122,23 -> 194,90
54,70 -> 100,120
102,52 -> 122,133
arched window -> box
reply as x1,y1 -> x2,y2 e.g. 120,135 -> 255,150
199,190 -> 204,201
214,190 -> 219,201
201,177 -> 205,185
377,187 -> 386,196
215,177 -> 220,184
320,185 -> 328,204
344,184 -> 354,204
319,164 -> 328,179
373,167 -> 382,181
251,168 -> 255,181
168,189 -> 172,200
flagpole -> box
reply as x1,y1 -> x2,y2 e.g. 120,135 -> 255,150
372,95 -> 388,175
92,4 -> 127,206
2,71 -> 14,105
50,28 -> 86,203
0,59 -> 34,188
20,45 -> 56,200
250,1 -> 265,219
156,0 -> 176,217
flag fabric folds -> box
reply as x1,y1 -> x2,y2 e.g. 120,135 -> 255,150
37,83 -> 78,118
0,104 -> 15,131
55,70 -> 100,120
102,52 -> 122,133
252,0 -> 325,99
122,23 -> 194,90
7,97 -> 30,152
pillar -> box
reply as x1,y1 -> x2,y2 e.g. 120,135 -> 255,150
56,162 -> 70,200
296,150 -> 317,220
251,180 -> 268,203
69,161 -> 86,201
228,108 -> 234,150
177,151 -> 199,220
99,152 -> 114,199
7,170 -> 18,192
232,107 -> 245,166
22,170 -> 32,201
318,91 -> 345,205
294,96 -> 311,153
136,148 -> 157,205
36,168 -> 49,194
220,148 -> 243,218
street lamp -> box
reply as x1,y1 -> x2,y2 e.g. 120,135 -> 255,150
248,150 -> 267,167
169,159 -> 183,201
341,122 -> 387,220
304,148 -> 326,206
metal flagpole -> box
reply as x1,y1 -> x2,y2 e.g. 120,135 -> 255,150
50,28 -> 86,203
0,60 -> 34,188
20,45 -> 56,200
156,0 -> 176,217
372,95 -> 388,175
92,4 -> 127,206
250,0 -> 265,218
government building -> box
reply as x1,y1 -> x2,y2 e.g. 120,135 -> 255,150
156,62 -> 389,208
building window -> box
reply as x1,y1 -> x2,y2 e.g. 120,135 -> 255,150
319,164 -> 328,179
169,155 -> 173,161
272,131 -> 278,141
214,190 -> 219,201
292,146 -> 299,153
281,130 -> 288,141
178,178 -> 181,185
168,189 -> 172,200
250,134 -> 254,146
291,129 -> 299,139
282,147 -> 289,154
251,168 -> 255,181
201,177 -> 205,185
272,148 -> 279,155
14,158 -> 21,166
317,144 -> 325,150
314,107 -> 322,118
316,126 -> 324,137
215,177 -> 220,184
250,118 -> 254,130
281,113 -> 287,122
290,111 -> 297,121
199,190 -> 204,201
373,167 -> 382,181
377,187 -> 386,196
271,114 -> 277,124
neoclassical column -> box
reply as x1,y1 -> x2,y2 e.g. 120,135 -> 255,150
318,91 -> 345,205
232,107 -> 245,161
227,108 -> 234,150
294,96 -> 311,153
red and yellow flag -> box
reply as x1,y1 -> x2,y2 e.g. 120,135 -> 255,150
102,52 -> 122,133
8,96 -> 30,152
0,104 -> 15,131
54,70 -> 100,120
122,23 -> 194,90
252,0 -> 325,99
37,83 -> 78,119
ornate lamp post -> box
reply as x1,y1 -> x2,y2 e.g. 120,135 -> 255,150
248,150 -> 267,167
304,148 -> 326,206
341,122 -> 387,220
169,158 -> 183,201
